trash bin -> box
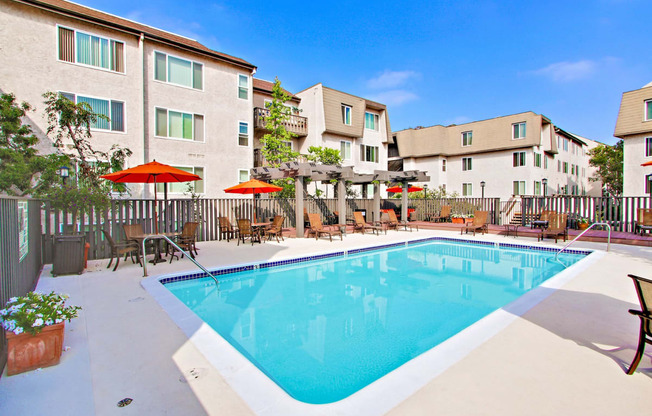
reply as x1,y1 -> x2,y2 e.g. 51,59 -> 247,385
52,234 -> 86,276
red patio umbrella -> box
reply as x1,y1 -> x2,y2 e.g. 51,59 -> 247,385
641,160 -> 652,167
224,178 -> 283,223
101,160 -> 201,233
386,185 -> 424,193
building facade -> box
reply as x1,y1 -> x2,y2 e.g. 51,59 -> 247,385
614,82 -> 652,196
394,112 -> 598,200
0,0 -> 256,198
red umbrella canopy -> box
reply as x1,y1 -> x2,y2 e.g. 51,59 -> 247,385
100,160 -> 201,183
224,178 -> 283,194
386,185 -> 424,193
642,160 -> 652,167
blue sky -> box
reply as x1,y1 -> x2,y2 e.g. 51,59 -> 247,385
78,0 -> 650,145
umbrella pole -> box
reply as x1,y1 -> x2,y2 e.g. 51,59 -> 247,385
154,177 -> 159,234
253,193 -> 256,223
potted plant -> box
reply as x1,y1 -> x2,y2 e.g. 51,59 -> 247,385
578,217 -> 591,230
465,213 -> 475,224
451,214 -> 465,224
1,291 -> 81,375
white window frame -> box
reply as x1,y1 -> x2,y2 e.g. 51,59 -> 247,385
153,50 -> 203,91
238,121 -> 250,147
154,107 -> 205,142
340,140 -> 352,160
646,137 -> 652,157
365,112 -> 379,131
513,151 -> 526,167
534,153 -> 541,168
513,181 -> 526,196
512,122 -> 526,140
342,104 -> 352,126
462,183 -> 472,196
238,74 -> 249,100
645,100 -> 652,121
61,92 -> 126,133
461,131 -> 472,147
462,157 -> 472,171
534,181 -> 541,196
156,165 -> 204,194
442,159 -> 447,172
238,169 -> 250,184
56,25 -> 126,74
360,144 -> 379,163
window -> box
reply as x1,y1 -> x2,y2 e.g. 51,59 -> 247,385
154,51 -> 203,90
534,181 -> 541,196
462,183 -> 472,196
582,167 -> 586,177
563,162 -> 568,173
462,131 -> 473,147
155,107 -> 204,141
238,74 -> 249,99
571,164 -> 575,175
340,141 -> 352,160
544,156 -> 548,169
557,160 -> 561,172
462,157 -> 472,171
563,138 -> 569,152
646,137 -> 652,157
238,122 -> 249,146
60,92 -> 124,132
58,26 -> 124,73
365,112 -> 379,131
513,181 -> 525,196
646,100 -> 652,121
360,145 -> 379,162
646,173 -> 652,194
534,153 -> 541,168
513,151 -> 526,167
342,104 -> 352,125
156,166 -> 204,193
238,169 -> 249,183
442,159 -> 446,172
512,122 -> 526,139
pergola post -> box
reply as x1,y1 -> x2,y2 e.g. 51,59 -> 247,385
402,182 -> 409,222
338,179 -> 346,229
295,176 -> 304,238
373,182 -> 380,222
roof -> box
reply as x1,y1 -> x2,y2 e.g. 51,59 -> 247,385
252,78 -> 300,101
17,0 -> 256,70
295,83 -> 387,110
554,126 -> 587,146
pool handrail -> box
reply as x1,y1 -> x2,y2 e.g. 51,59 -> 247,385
555,222 -> 611,261
141,234 -> 219,286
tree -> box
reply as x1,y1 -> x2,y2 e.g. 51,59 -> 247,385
588,140 -> 623,196
260,77 -> 300,167
0,93 -> 62,196
306,146 -> 342,166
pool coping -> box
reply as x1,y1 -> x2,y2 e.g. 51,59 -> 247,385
142,237 -> 603,416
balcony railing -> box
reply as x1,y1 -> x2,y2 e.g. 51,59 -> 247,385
254,107 -> 308,137
254,149 -> 309,168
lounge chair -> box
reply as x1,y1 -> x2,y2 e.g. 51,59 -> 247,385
531,210 -> 555,229
218,216 -> 238,242
307,213 -> 342,241
386,209 -> 418,232
461,210 -> 489,235
353,211 -> 383,235
429,205 -> 451,222
537,213 -> 568,243
237,218 -> 261,245
634,208 -> 652,236
626,274 -> 652,374
264,215 -> 285,242
102,229 -> 141,271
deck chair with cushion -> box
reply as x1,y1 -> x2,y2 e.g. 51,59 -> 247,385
218,216 -> 238,242
634,208 -> 652,236
353,211 -> 383,235
461,210 -> 489,235
429,205 -> 451,223
307,213 -> 342,241
537,213 -> 568,243
102,229 -> 141,271
237,218 -> 261,245
387,209 -> 418,232
264,215 -> 285,242
626,274 -> 652,374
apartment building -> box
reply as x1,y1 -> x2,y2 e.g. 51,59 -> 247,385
295,83 -> 390,197
0,0 -> 256,198
395,112 -> 597,200
614,82 -> 652,196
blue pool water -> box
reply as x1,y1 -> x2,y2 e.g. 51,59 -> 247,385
164,240 -> 585,404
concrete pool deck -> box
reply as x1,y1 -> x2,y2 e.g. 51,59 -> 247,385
1,229 -> 651,415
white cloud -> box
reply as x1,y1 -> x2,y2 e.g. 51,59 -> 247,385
532,60 -> 597,82
367,70 -> 421,90
368,90 -> 419,106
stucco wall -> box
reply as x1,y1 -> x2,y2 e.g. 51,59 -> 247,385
623,134 -> 651,196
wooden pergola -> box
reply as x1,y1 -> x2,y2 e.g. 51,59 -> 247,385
251,162 -> 429,237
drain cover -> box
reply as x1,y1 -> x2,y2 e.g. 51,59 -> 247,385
117,398 -> 133,407
179,367 -> 207,383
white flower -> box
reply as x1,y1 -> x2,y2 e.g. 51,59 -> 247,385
45,319 -> 54,326
8,297 -> 18,303
0,308 -> 8,316
32,318 -> 44,327
13,327 -> 23,335
55,318 -> 63,324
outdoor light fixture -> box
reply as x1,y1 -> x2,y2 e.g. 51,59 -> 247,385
424,184 -> 428,198
57,166 -> 70,184
542,178 -> 548,197
480,181 -> 486,199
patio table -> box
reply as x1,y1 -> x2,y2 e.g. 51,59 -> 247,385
129,232 -> 180,264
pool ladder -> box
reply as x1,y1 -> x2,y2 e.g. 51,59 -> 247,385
554,222 -> 611,261
141,235 -> 219,286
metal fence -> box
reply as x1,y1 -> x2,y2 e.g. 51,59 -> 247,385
0,197 -> 44,372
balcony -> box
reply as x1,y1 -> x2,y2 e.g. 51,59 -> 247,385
254,107 -> 308,137
254,149 -> 309,168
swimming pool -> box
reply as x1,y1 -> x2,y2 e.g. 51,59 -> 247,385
157,238 -> 588,405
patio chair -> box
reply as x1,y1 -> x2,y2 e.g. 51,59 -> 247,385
353,211 -> 382,235
461,210 -> 489,235
634,208 -> 652,236
626,274 -> 652,374
429,205 -> 451,223
265,215 -> 285,242
531,210 -> 556,229
170,221 -> 199,260
237,218 -> 261,245
218,216 -> 238,242
307,213 -> 342,241
537,213 -> 568,243
386,209 -> 417,232
102,229 -> 141,271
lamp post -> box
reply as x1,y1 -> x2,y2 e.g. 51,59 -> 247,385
542,178 -> 548,197
480,181 -> 485,199
57,166 -> 70,185
423,184 -> 428,199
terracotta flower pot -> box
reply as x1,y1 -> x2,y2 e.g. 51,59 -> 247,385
579,223 -> 589,230
5,322 -> 65,376
452,218 -> 464,224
